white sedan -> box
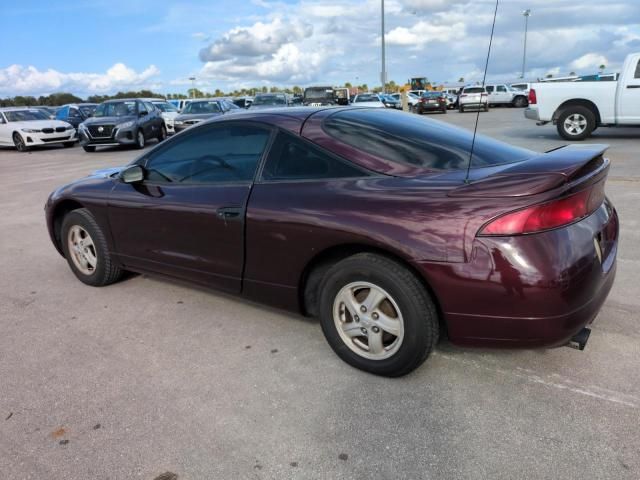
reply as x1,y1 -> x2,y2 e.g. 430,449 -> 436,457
0,108 -> 77,151
352,93 -> 387,108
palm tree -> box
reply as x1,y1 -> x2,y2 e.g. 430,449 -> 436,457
599,64 -> 606,73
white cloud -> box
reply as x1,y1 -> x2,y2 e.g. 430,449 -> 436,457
0,63 -> 161,96
385,21 -> 466,46
570,53 -> 609,71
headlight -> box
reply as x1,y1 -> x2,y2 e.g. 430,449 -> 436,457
21,128 -> 41,133
118,121 -> 135,129
174,120 -> 184,125
65,125 -> 75,130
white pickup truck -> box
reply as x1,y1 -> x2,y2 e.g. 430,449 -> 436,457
524,52 -> 640,140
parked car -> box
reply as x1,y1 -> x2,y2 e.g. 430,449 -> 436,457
56,103 -> 98,128
173,99 -> 239,133
30,106 -> 59,119
510,82 -> 532,94
45,107 -> 618,376
390,92 -> 420,108
458,86 -> 489,112
352,93 -> 386,108
249,93 -> 289,109
415,91 -> 448,114
78,99 -> 166,152
146,99 -> 180,135
525,52 -> 640,140
485,84 -> 528,108
379,94 -> 402,109
232,97 -> 253,109
0,107 -> 76,151
303,86 -> 338,106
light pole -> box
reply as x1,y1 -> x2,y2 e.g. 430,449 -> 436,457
188,76 -> 196,98
381,0 -> 387,92
520,9 -> 531,79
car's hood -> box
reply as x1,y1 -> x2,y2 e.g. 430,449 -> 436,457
82,115 -> 136,126
8,119 -> 71,129
175,113 -> 223,121
160,112 -> 179,120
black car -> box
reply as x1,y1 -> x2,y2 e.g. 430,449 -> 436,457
56,103 -> 97,128
78,99 -> 166,152
173,99 -> 239,133
415,91 -> 448,114
248,93 -> 288,110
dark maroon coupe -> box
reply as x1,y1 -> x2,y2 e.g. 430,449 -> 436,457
46,107 -> 618,376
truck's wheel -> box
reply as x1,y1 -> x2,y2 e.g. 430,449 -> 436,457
513,96 -> 528,108
318,253 -> 439,377
557,106 -> 595,141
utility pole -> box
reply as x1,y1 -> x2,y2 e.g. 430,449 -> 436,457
521,9 -> 531,79
381,0 -> 387,92
189,76 -> 196,98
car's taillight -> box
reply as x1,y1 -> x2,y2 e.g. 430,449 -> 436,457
528,89 -> 537,104
478,183 -> 605,236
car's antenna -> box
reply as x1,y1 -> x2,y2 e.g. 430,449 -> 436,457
464,0 -> 499,184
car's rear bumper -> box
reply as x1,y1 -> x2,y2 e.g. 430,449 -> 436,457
524,107 -> 540,121
415,199 -> 619,348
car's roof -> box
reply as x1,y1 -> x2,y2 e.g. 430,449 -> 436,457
61,103 -> 98,107
0,106 -> 49,111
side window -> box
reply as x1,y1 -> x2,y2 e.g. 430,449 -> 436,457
144,102 -> 155,113
69,107 -> 81,118
486,86 -> 494,93
262,131 -> 366,181
635,60 -> 640,79
137,102 -> 147,114
144,124 -> 270,184
497,85 -> 507,92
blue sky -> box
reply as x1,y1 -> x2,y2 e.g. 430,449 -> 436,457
1,0 -> 640,97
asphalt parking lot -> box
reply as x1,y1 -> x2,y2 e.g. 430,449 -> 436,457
1,108 -> 638,480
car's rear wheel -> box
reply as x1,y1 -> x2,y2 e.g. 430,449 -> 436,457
136,129 -> 146,149
557,106 -> 595,141
158,124 -> 167,142
484,104 -> 489,112
459,106 -> 465,113
513,96 -> 528,108
83,146 -> 96,152
13,132 -> 28,152
61,208 -> 123,286
318,253 -> 438,377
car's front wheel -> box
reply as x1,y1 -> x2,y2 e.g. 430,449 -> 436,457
83,146 -> 96,152
13,132 -> 28,152
63,142 -> 75,148
318,253 -> 438,377
158,124 -> 167,142
135,129 -> 146,149
61,208 -> 123,286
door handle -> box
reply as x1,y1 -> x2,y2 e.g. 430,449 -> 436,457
216,206 -> 242,219
627,85 -> 640,89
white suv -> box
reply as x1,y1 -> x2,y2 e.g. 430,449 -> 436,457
458,86 -> 489,112
485,84 -> 529,108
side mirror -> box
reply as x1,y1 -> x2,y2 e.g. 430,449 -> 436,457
139,110 -> 148,117
120,165 -> 144,184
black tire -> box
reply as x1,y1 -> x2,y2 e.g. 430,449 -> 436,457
158,124 -> 167,142
441,108 -> 447,114
63,142 -> 75,148
459,106 -> 464,113
13,132 -> 29,152
484,104 -> 489,112
318,253 -> 439,377
83,146 -> 96,152
513,96 -> 528,108
556,106 -> 596,141
135,129 -> 146,149
60,208 -> 123,287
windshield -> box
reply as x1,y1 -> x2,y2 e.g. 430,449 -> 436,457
152,102 -> 178,112
95,101 -> 137,117
304,88 -> 334,100
3,110 -> 49,122
182,101 -> 221,114
79,105 -> 96,117
355,94 -> 379,102
252,95 -> 286,106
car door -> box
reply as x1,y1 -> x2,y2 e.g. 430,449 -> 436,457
136,101 -> 153,138
0,112 -> 10,144
144,101 -> 162,135
107,122 -> 273,292
618,57 -> 640,123
495,85 -> 510,104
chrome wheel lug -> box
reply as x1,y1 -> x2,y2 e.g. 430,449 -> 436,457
372,312 -> 379,320
372,326 -> 380,334
361,327 -> 367,335
360,306 -> 367,313
354,315 -> 359,322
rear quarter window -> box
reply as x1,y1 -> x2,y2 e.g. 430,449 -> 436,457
322,109 -> 534,171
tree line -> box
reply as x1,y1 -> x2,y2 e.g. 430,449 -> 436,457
0,80 -> 415,107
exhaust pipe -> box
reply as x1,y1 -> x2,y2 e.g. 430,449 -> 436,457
567,327 -> 591,351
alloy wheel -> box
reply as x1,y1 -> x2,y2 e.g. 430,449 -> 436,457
563,113 -> 588,136
67,225 -> 98,275
333,281 -> 405,361
13,133 -> 26,152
